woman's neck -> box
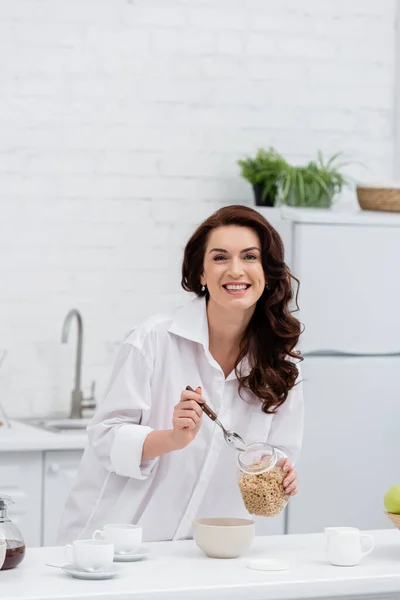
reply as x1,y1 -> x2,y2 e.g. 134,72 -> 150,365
206,298 -> 255,363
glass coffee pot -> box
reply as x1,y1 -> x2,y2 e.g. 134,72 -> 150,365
0,494 -> 26,570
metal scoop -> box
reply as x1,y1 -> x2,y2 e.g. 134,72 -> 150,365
186,386 -> 247,451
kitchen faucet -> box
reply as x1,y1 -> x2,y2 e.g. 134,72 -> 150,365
61,309 -> 96,419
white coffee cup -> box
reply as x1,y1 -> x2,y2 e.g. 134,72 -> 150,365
325,527 -> 374,566
93,524 -> 142,555
65,539 -> 114,572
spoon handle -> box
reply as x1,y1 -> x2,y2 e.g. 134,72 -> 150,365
201,403 -> 218,421
185,386 -> 218,421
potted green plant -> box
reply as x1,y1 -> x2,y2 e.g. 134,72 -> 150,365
279,152 -> 351,208
238,148 -> 288,207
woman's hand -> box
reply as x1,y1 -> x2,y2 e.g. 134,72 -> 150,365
172,386 -> 204,449
281,458 -> 298,496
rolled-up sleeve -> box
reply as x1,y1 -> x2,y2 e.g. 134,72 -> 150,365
87,342 -> 157,480
267,363 -> 304,464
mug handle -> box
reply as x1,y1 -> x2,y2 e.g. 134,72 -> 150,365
360,534 -> 374,557
65,544 -> 74,564
92,530 -> 104,540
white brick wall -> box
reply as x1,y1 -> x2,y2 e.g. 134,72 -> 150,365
0,0 -> 397,417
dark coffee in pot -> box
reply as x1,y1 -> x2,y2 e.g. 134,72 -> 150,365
1,540 -> 25,570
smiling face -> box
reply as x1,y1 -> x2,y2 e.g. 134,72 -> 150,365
201,225 -> 266,313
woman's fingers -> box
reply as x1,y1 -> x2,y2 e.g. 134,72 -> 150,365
173,417 -> 197,430
283,470 -> 296,488
172,409 -> 194,429
177,399 -> 203,418
172,387 -> 205,435
178,387 -> 204,420
286,481 -> 298,495
173,404 -> 202,431
175,408 -> 200,424
280,458 -> 298,495
181,387 -> 204,404
284,480 -> 298,494
283,470 -> 298,495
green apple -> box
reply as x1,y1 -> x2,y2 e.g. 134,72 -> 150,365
384,485 -> 400,514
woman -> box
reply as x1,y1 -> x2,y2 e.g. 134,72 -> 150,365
58,205 -> 303,544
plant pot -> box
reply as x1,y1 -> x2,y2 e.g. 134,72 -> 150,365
252,183 -> 277,207
285,185 -> 334,208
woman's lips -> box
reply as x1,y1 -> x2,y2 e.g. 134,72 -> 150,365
222,284 -> 251,296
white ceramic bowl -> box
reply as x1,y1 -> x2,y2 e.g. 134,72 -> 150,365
192,517 -> 255,559
0,539 -> 6,569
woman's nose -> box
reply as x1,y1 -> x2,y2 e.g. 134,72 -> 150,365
228,259 -> 244,277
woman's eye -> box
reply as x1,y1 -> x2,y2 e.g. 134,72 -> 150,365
244,254 -> 257,260
213,255 -> 227,261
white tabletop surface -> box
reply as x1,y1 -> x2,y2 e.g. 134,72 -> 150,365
0,420 -> 87,451
1,529 -> 400,600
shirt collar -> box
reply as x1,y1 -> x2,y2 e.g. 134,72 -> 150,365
169,296 -> 251,380
168,296 -> 209,347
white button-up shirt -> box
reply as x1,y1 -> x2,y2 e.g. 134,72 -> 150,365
57,297 -> 303,544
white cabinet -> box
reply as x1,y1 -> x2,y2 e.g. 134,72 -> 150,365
0,450 -> 83,546
293,223 -> 400,354
254,207 -> 293,267
43,450 -> 83,546
0,452 -> 42,546
287,356 -> 400,533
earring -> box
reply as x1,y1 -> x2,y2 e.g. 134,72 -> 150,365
265,282 -> 270,290
201,285 -> 206,292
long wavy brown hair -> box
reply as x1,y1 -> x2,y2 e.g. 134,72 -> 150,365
181,204 -> 303,414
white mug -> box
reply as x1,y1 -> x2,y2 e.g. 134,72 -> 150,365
65,539 -> 114,572
325,527 -> 374,566
93,524 -> 142,555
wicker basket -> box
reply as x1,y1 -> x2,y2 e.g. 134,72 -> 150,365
357,186 -> 400,212
385,511 -> 400,530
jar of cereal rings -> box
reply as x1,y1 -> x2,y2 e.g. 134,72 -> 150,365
237,442 -> 289,517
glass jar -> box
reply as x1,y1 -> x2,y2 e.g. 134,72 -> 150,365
0,495 -> 26,570
237,442 -> 289,517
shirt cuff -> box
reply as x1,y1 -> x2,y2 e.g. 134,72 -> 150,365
110,424 -> 158,480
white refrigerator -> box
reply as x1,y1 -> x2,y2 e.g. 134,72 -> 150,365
260,207 -> 400,533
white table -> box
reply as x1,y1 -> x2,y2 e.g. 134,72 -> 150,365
2,530 -> 400,600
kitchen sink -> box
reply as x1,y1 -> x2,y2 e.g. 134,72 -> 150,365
31,418 -> 91,433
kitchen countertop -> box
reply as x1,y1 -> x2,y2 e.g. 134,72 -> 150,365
1,529 -> 400,600
0,420 -> 87,451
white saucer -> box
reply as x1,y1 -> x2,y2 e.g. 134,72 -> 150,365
61,563 -> 120,580
247,558 -> 289,571
113,546 -> 150,562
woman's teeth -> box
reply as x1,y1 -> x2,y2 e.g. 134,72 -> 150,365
224,284 -> 249,290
